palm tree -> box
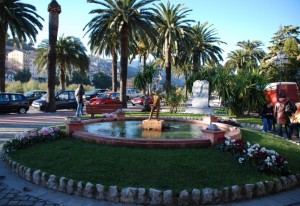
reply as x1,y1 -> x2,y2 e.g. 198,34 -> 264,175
47,0 -> 61,112
86,0 -> 157,108
225,50 -> 250,70
237,40 -> 265,66
191,22 -> 226,73
34,36 -> 89,90
84,17 -> 120,92
151,1 -> 194,95
0,0 -> 43,92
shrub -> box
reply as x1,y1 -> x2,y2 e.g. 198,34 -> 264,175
216,138 -> 291,176
165,88 -> 184,113
6,81 -> 24,93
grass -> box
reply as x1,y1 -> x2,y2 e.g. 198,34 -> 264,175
8,112 -> 300,193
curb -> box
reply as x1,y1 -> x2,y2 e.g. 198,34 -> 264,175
2,152 -> 300,205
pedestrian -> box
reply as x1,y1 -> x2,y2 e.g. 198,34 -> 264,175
75,84 -> 85,117
260,103 -> 274,133
289,102 -> 300,139
274,94 -> 291,139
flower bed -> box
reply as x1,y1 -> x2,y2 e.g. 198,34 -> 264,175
216,137 -> 291,176
217,117 -> 241,127
3,126 -> 65,153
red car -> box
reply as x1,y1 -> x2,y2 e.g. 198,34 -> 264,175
89,92 -> 121,105
131,95 -> 153,106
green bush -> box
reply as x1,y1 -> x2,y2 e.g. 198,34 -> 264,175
6,81 -> 24,93
165,88 -> 184,113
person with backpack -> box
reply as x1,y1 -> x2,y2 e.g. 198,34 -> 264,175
75,84 -> 85,117
274,94 -> 291,139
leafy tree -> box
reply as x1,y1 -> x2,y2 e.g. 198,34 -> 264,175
14,68 -> 31,83
92,72 -> 112,89
84,23 -> 120,92
0,0 -> 43,92
237,40 -> 265,66
68,71 -> 91,85
86,0 -> 157,108
34,36 -> 89,90
225,50 -> 250,70
151,1 -> 194,95
269,25 -> 300,53
191,22 -> 225,73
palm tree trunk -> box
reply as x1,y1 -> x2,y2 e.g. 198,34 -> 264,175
60,68 -> 66,90
47,0 -> 61,112
192,51 -> 200,73
0,31 -> 6,92
165,41 -> 171,95
120,24 -> 129,108
112,49 -> 117,92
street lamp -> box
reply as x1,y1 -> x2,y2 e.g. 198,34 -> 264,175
274,49 -> 288,95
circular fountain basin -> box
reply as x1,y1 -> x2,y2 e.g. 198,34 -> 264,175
83,120 -> 204,139
71,117 -> 241,149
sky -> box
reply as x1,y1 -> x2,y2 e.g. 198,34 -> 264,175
26,0 -> 300,61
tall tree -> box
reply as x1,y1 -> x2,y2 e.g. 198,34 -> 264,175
84,21 -> 120,92
47,0 -> 61,112
269,25 -> 300,52
86,0 -> 157,108
191,22 -> 225,73
237,40 -> 265,66
225,50 -> 250,71
0,0 -> 43,92
151,1 -> 194,95
34,36 -> 89,90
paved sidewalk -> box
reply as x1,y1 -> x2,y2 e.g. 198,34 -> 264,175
0,108 -> 300,205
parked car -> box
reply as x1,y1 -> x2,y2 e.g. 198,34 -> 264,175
0,92 -> 30,114
32,90 -> 77,111
89,92 -> 121,105
24,90 -> 47,104
131,95 -> 153,106
126,88 -> 140,99
83,88 -> 108,101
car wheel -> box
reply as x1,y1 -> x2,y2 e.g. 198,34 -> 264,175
18,107 -> 27,114
131,103 -> 136,106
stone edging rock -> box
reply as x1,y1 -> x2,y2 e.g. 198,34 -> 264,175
2,153 -> 300,205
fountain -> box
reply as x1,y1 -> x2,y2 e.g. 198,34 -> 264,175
68,96 -> 241,148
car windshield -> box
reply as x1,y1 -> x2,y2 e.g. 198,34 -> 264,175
97,93 -> 108,99
24,91 -> 34,97
86,89 -> 98,95
41,91 -> 60,100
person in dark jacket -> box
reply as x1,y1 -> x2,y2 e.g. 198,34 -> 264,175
260,103 -> 274,132
75,84 -> 85,117
274,94 -> 291,139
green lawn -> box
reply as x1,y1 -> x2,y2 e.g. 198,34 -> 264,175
8,113 -> 300,192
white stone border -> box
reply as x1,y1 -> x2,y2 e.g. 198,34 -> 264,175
1,154 -> 300,205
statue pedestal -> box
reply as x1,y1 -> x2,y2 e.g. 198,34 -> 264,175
142,119 -> 164,131
201,129 -> 226,146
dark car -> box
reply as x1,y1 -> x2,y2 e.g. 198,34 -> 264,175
0,92 -> 30,114
24,90 -> 47,104
32,90 -> 77,111
83,88 -> 108,101
131,95 -> 153,106
89,92 -> 122,105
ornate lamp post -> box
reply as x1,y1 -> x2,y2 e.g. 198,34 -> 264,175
274,49 -> 288,95
46,0 -> 61,112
